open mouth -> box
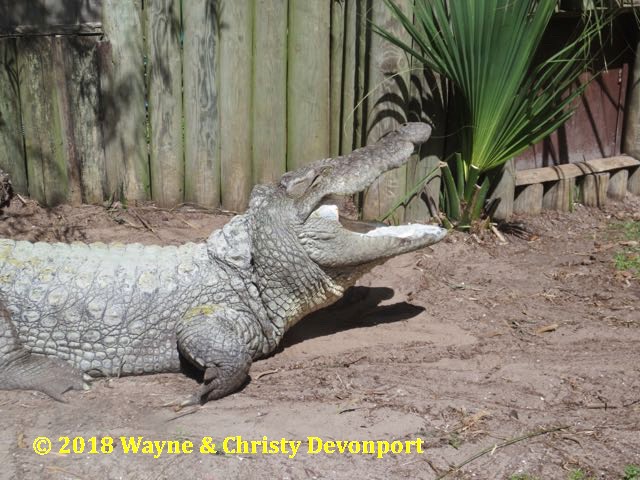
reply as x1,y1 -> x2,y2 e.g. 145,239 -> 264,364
284,122 -> 446,262
309,204 -> 447,242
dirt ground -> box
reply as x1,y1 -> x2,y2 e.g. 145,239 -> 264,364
0,195 -> 638,480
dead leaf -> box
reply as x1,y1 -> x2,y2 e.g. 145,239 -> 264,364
536,323 -> 559,334
490,224 -> 507,244
593,242 -> 616,252
619,240 -> 639,247
17,432 -> 26,449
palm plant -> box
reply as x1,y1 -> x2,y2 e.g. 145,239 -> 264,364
375,0 -> 609,229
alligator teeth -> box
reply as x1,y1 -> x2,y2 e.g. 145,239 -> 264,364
364,224 -> 446,241
309,204 -> 339,220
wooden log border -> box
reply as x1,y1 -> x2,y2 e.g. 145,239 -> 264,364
509,156 -> 640,215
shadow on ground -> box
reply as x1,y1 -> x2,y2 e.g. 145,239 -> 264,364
282,286 -> 425,348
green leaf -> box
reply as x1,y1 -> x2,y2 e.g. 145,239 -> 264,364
471,176 -> 491,221
455,153 -> 465,197
441,163 -> 461,221
464,165 -> 481,203
377,0 -> 611,227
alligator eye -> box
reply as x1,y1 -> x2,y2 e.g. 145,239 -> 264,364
284,170 -> 316,197
310,175 -> 322,189
310,167 -> 331,189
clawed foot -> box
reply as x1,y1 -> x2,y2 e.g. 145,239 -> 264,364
162,379 -> 217,412
162,365 -> 246,411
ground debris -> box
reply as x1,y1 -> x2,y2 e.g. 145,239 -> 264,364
535,323 -> 559,334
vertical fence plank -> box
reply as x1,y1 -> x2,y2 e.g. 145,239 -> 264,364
628,166 -> 640,195
18,37 -> 69,205
340,0 -> 358,155
0,39 -> 27,194
101,0 -> 149,203
623,39 -> 640,160
514,184 -> 543,215
252,0 -> 287,185
607,169 -> 628,201
354,0 -> 370,151
183,0 -> 219,207
62,37 -> 106,204
51,38 -> 83,205
330,0 -> 345,158
581,172 -> 609,207
489,159 -> 516,221
146,0 -> 183,207
543,178 -> 574,211
404,8 -> 447,222
405,66 -> 446,222
0,0 -> 103,35
362,0 -> 412,222
287,0 -> 331,170
219,0 -> 253,211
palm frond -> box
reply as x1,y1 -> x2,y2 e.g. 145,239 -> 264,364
377,0 -> 608,174
376,0 -> 611,225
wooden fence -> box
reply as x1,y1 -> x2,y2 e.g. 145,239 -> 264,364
0,1 -> 636,223
0,0 -> 444,224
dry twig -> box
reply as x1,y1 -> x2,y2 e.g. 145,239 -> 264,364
133,212 -> 155,233
435,425 -> 569,480
255,369 -> 279,380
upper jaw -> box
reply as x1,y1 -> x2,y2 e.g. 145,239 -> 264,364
280,122 -> 433,222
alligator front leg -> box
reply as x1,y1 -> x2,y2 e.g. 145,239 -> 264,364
174,307 -> 252,407
0,304 -> 85,400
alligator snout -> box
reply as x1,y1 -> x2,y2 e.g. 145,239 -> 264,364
281,122 -> 434,222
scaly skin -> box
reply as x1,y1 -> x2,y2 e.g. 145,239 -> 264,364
0,122 -> 446,405
0,215 -> 277,402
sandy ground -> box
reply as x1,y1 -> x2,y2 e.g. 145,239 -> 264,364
0,196 -> 638,480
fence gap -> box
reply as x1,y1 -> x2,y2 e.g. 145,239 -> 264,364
0,38 -> 28,194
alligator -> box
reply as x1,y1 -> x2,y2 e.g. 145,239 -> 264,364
0,122 -> 446,406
